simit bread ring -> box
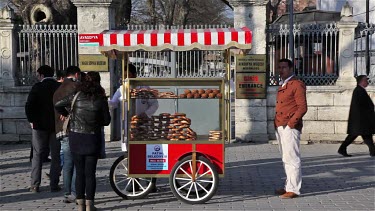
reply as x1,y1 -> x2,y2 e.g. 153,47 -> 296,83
208,93 -> 216,98
212,89 -> 220,94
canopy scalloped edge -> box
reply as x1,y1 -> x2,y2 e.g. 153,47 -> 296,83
99,42 -> 251,54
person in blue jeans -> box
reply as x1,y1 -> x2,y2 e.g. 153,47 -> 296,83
61,137 -> 76,202
53,66 -> 82,202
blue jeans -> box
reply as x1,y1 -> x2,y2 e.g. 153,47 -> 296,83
60,137 -> 76,195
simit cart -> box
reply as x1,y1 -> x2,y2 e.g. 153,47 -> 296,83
98,27 -> 252,204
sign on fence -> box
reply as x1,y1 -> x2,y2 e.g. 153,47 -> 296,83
235,54 -> 266,72
235,54 -> 267,99
79,54 -> 108,72
79,34 -> 100,46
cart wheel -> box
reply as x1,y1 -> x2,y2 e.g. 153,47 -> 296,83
169,155 -> 219,204
109,154 -> 156,199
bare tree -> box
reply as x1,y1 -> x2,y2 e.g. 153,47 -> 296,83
267,0 -> 283,23
267,0 -> 317,23
11,0 -> 76,24
116,0 -> 132,26
129,0 -> 231,26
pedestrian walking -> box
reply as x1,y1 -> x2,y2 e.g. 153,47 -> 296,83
274,58 -> 308,199
25,65 -> 61,193
53,66 -> 81,202
338,75 -> 375,157
55,72 -> 111,211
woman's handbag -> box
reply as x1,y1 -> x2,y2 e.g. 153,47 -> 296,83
62,91 -> 81,133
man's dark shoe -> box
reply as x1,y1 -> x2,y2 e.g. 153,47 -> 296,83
30,186 -> 40,193
280,192 -> 299,199
151,185 -> 159,193
50,186 -> 62,192
338,149 -> 352,157
275,188 -> 286,195
43,158 -> 51,163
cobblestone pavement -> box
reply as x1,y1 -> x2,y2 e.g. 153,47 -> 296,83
1,142 -> 374,211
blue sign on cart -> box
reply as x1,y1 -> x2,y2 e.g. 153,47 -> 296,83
146,144 -> 168,170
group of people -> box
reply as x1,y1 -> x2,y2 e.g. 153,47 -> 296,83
25,65 -> 111,211
25,58 -> 374,211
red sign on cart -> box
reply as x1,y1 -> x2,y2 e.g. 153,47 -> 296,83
146,144 -> 168,170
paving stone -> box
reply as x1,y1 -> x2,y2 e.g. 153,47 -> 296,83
0,142 -> 374,210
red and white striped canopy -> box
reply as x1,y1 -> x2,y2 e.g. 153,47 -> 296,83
98,27 -> 252,52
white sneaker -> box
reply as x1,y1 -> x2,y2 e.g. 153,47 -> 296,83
63,194 -> 76,203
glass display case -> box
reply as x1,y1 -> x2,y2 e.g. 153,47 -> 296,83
126,78 -> 228,144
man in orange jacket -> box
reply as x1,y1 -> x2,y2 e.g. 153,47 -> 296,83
274,58 -> 307,199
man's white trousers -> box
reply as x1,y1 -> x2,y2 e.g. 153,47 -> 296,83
275,126 -> 302,195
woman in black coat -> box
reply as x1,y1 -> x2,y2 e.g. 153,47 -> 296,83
338,75 -> 375,157
55,72 -> 111,211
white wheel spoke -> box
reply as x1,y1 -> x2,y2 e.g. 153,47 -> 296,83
177,181 -> 192,191
196,179 -> 214,184
196,168 -> 212,180
123,179 -> 132,192
196,181 -> 209,194
175,177 -> 192,181
117,177 -> 130,185
194,182 -> 200,199
179,167 -> 192,179
195,162 -> 203,178
134,179 -> 146,191
120,162 -> 128,172
131,179 -> 136,194
186,182 -> 194,198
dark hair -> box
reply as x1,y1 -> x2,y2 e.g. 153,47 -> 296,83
279,59 -> 294,68
77,72 -> 105,99
80,72 -> 87,82
128,63 -> 137,77
65,66 -> 81,76
56,70 -> 65,80
37,65 -> 54,77
356,75 -> 368,84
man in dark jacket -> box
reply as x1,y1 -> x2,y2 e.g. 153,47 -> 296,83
338,75 -> 375,157
53,66 -> 81,202
25,65 -> 61,192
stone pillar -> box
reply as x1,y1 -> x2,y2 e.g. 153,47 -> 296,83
229,0 -> 269,142
336,2 -> 358,87
0,5 -> 17,87
71,0 -> 119,142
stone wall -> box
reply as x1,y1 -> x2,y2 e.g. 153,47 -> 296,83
0,86 -> 31,142
264,86 -> 375,143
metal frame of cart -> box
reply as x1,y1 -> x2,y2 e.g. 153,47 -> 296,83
98,27 -> 252,204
